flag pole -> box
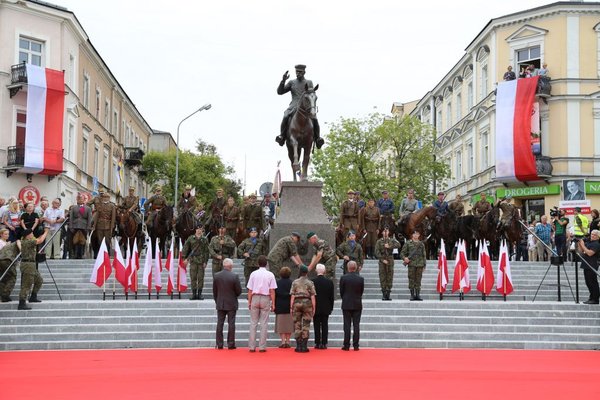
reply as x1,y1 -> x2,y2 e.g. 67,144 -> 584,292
102,258 -> 106,301
458,240 -> 463,301
481,241 -> 487,301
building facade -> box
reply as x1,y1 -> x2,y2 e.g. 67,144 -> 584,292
0,0 -> 151,207
407,1 -> 600,222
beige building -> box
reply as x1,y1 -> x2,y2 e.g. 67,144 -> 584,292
404,1 -> 600,221
0,0 -> 151,207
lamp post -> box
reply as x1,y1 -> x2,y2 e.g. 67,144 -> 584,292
174,103 -> 211,205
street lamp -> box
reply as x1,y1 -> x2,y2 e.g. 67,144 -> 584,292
174,103 -> 211,206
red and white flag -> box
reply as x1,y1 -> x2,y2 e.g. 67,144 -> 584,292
90,238 -> 111,287
113,238 -> 128,291
476,240 -> 495,295
165,240 -> 176,295
495,76 -> 540,182
23,64 -> 65,175
496,240 -> 514,295
142,236 -> 153,293
436,238 -> 448,293
452,240 -> 471,294
128,239 -> 140,292
177,239 -> 188,293
153,240 -> 162,292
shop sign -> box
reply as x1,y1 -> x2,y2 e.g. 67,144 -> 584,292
496,184 -> 560,198
585,182 -> 600,194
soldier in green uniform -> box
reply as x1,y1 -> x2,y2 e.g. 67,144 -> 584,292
336,231 -> 364,274
207,188 -> 226,228
182,225 -> 210,300
87,188 -> 105,211
0,241 -> 20,302
306,232 -> 337,280
359,198 -> 380,259
290,265 -> 316,353
119,186 -> 141,226
177,184 -> 199,216
267,232 -> 304,278
143,186 -> 168,229
223,196 -> 241,242
92,192 -> 116,255
374,226 -> 401,301
340,189 -> 360,236
237,227 -> 268,285
473,192 -> 492,218
400,230 -> 427,301
209,225 -> 236,276
17,228 -> 49,310
241,194 -> 264,235
448,194 -> 465,217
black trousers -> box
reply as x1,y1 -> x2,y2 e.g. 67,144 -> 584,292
555,235 -> 567,259
342,309 -> 361,348
583,266 -> 600,302
216,309 -> 236,348
313,314 -> 329,345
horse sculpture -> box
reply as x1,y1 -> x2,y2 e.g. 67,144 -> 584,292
286,84 -> 319,181
117,208 -> 140,251
146,205 -> 173,258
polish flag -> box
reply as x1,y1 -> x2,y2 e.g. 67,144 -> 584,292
165,240 -> 176,295
153,240 -> 162,292
128,239 -> 140,292
452,240 -> 471,293
113,238 -> 128,291
496,240 -> 514,295
23,64 -> 64,175
142,236 -> 153,293
436,239 -> 448,293
476,241 -> 495,295
495,76 -> 540,182
177,239 -> 188,293
90,238 -> 111,287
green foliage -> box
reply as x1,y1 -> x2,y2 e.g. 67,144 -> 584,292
311,113 -> 449,216
142,147 -> 241,208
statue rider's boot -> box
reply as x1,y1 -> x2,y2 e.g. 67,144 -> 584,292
276,119 -> 287,146
312,119 -> 324,149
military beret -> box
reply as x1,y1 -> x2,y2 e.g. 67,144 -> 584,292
307,231 -> 316,239
249,227 -> 257,232
295,64 -> 306,71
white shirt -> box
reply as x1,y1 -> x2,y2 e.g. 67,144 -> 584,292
44,207 -> 65,230
246,267 -> 277,295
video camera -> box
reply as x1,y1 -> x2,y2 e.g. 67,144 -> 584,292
549,206 -> 560,218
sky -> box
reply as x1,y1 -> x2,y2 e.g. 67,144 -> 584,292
57,0 -> 552,195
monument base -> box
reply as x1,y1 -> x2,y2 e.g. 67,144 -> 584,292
270,181 -> 336,275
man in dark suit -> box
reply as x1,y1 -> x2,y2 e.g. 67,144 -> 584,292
339,260 -> 364,351
312,263 -> 334,349
213,258 -> 242,349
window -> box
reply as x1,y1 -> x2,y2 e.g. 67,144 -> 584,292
93,143 -> 99,178
480,65 -> 488,99
517,45 -> 541,71
446,102 -> 452,128
16,111 -> 26,148
467,82 -> 473,109
95,88 -> 101,120
104,99 -> 110,128
436,109 -> 442,133
455,150 -> 462,182
126,125 -> 131,146
82,75 -> 90,109
112,110 -> 118,137
103,148 -> 110,185
481,131 -> 489,169
67,122 -> 75,161
455,93 -> 462,121
81,131 -> 89,172
68,54 -> 75,88
467,142 -> 474,177
19,37 -> 43,66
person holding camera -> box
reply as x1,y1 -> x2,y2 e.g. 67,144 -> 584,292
577,230 -> 600,304
552,208 -> 569,258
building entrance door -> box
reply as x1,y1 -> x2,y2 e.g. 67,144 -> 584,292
522,198 -> 545,224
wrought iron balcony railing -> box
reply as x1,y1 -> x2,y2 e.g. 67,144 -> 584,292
124,147 -> 144,166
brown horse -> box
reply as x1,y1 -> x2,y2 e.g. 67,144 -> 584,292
396,206 -> 437,240
286,84 -> 319,181
478,205 -> 501,259
175,209 -> 196,249
147,205 -> 173,258
117,208 -> 140,250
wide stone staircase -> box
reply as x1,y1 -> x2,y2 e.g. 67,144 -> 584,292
1,257 -> 599,351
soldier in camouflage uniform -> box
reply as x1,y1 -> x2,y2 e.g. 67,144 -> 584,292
0,242 -> 20,302
182,225 -> 210,300
290,265 -> 316,353
336,231 -> 364,274
472,192 -> 492,218
400,230 -> 427,301
223,196 -> 241,242
237,227 -> 267,285
374,226 -> 401,301
143,186 -> 168,229
267,233 -> 304,278
119,186 -> 141,226
209,226 -> 236,276
17,228 -> 49,310
359,198 -> 380,259
92,192 -> 116,255
340,190 -> 360,236
306,232 -> 337,280
241,194 -> 264,235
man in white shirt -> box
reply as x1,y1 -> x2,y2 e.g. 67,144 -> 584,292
43,198 -> 65,259
246,255 -> 277,352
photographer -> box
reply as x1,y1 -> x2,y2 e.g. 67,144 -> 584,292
552,208 -> 569,258
577,230 -> 600,304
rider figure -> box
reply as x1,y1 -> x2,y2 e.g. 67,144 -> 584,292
143,186 -> 167,229
432,191 -> 449,222
275,64 -> 324,149
496,195 -> 516,231
399,189 -> 420,217
177,184 -> 199,216
377,190 -> 395,231
119,186 -> 141,227
448,194 -> 465,217
472,192 -> 492,218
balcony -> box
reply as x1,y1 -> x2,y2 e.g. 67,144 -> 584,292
124,147 -> 144,166
536,76 -> 551,101
6,146 -> 25,168
8,62 -> 27,98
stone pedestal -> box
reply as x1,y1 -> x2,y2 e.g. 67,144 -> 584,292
270,181 -> 335,271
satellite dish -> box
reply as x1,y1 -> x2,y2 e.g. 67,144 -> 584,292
259,182 -> 273,197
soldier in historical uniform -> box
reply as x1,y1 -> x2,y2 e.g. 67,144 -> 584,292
473,192 -> 492,218
207,188 -> 226,228
306,232 -> 337,280
182,224 -> 210,300
238,227 -> 268,285
87,188 -> 105,211
432,191 -> 449,221
497,196 -> 517,231
0,241 -> 20,302
17,228 -> 49,310
359,198 -> 380,259
448,194 -> 465,216
177,184 -> 199,216
223,196 -> 241,241
143,186 -> 167,229
290,265 -> 316,353
374,226 -> 401,301
336,231 -> 364,274
241,194 -> 264,234
209,225 -> 236,276
267,232 -> 304,278
275,64 -> 324,149
119,186 -> 141,226
400,230 -> 427,301
340,190 -> 360,236
377,190 -> 395,231
399,189 -> 420,216
92,192 -> 116,256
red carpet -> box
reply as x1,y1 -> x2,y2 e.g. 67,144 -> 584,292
2,348 -> 599,399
